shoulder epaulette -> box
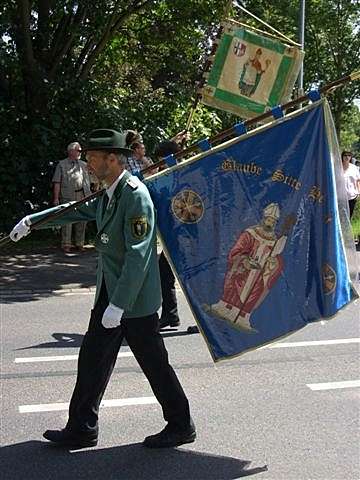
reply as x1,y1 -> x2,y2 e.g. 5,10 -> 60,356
126,178 -> 138,190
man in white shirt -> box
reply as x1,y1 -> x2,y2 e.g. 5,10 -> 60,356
52,142 -> 91,252
341,150 -> 360,218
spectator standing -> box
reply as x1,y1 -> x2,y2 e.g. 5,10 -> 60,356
52,142 -> 91,252
154,131 -> 198,334
341,150 -> 360,219
154,139 -> 182,329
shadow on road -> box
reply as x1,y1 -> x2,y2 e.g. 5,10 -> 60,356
15,325 -> 198,352
14,326 -> 196,352
0,248 -> 97,304
16,331 -> 130,350
16,332 -> 85,350
1,440 -> 267,480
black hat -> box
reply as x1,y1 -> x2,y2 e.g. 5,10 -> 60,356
82,129 -> 133,154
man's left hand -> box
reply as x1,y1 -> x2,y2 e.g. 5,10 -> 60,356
102,303 -> 124,329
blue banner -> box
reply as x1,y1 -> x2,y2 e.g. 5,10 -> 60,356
146,102 -> 357,361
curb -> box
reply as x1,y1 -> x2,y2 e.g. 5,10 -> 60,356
0,284 -> 183,300
0,286 -> 96,299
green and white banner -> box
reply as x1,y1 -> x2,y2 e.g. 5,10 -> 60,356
200,20 -> 304,119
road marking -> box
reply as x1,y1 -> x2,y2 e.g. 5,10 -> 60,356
19,396 -> 157,413
307,380 -> 360,391
267,338 -> 360,349
15,352 -> 134,363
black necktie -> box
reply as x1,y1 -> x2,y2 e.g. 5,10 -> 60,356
102,193 -> 109,217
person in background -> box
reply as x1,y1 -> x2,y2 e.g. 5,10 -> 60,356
155,139 -> 181,330
52,142 -> 91,253
123,130 -> 157,177
125,129 -> 142,148
341,150 -> 360,219
154,132 -> 199,334
127,141 -> 157,177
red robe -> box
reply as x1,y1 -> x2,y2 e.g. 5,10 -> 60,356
222,226 -> 283,316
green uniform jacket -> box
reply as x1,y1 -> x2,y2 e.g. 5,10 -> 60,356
29,171 -> 161,318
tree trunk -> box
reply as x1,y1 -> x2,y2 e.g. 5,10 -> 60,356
14,0 -> 50,117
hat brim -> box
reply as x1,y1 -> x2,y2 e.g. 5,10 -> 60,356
82,146 -> 133,155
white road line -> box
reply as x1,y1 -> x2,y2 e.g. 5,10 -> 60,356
307,380 -> 360,391
19,396 -> 157,413
267,338 -> 360,348
14,352 -> 134,363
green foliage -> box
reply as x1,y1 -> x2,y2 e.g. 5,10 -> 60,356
340,104 -> 360,158
0,0 -> 225,231
242,0 -> 360,132
351,199 -> 360,237
0,0 -> 359,233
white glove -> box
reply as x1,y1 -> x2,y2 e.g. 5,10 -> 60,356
102,303 -> 124,329
10,216 -> 31,242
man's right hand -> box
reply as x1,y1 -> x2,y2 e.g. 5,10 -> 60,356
53,199 -> 60,206
10,216 -> 31,242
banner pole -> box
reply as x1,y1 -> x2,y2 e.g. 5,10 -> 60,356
0,188 -> 105,248
141,70 -> 359,174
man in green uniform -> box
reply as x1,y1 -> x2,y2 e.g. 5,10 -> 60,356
10,128 -> 196,449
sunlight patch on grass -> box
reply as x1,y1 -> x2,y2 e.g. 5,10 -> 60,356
351,218 -> 360,237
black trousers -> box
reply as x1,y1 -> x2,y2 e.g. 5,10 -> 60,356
159,251 -> 179,321
66,282 -> 190,436
349,198 -> 357,219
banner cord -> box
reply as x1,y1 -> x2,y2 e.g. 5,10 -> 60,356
232,1 -> 301,47
229,18 -> 300,46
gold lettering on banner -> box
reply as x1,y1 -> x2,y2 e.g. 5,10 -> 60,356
221,158 -> 262,176
271,169 -> 301,191
308,186 -> 324,203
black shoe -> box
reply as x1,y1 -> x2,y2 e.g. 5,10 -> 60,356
143,425 -> 196,448
43,428 -> 98,448
187,325 -> 199,334
159,316 -> 180,329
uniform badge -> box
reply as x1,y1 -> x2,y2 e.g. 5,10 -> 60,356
100,233 -> 109,244
131,216 -> 148,239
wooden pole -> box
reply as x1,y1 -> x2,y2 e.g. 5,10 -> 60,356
0,188 -> 105,248
142,70 -> 360,174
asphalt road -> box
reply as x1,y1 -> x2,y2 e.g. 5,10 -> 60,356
1,289 -> 359,480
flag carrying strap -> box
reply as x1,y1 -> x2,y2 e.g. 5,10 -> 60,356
233,122 -> 247,135
271,106 -> 284,120
307,89 -> 321,102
